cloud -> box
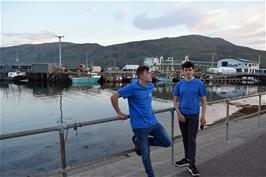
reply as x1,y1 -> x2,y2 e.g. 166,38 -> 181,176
132,9 -> 200,30
132,4 -> 222,31
206,8 -> 265,50
132,2 -> 265,50
112,8 -> 129,22
4,31 -> 56,40
2,31 -> 57,47
191,9 -> 225,32
81,7 -> 98,16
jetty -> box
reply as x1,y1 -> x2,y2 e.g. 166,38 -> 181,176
203,73 -> 266,84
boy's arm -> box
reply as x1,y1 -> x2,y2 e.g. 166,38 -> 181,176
110,93 -> 128,120
200,96 -> 207,125
173,96 -> 185,122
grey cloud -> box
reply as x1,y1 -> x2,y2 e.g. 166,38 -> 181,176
246,40 -> 266,45
113,9 -> 127,22
2,31 -> 57,47
132,9 -> 201,30
234,31 -> 265,40
4,31 -> 57,40
245,40 -> 265,51
4,33 -> 22,37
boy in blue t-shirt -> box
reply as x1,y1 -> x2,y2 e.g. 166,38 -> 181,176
111,66 -> 171,177
173,61 -> 207,177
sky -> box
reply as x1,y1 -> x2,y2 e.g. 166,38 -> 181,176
1,0 -> 265,51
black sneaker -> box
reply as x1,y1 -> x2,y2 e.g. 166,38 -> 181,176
175,158 -> 189,167
188,165 -> 200,176
132,135 -> 141,156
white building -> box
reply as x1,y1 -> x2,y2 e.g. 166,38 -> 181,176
144,57 -> 160,71
156,56 -> 176,71
91,66 -> 102,73
217,58 -> 259,73
122,65 -> 139,71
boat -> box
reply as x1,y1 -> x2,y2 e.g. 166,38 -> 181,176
71,73 -> 101,85
157,77 -> 173,83
8,71 -> 28,82
242,76 -> 259,85
71,75 -> 101,84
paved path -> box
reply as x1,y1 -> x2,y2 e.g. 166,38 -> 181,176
49,114 -> 266,177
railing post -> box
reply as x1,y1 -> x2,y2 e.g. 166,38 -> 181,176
59,128 -> 67,177
258,94 -> 261,127
225,99 -> 230,143
171,109 -> 175,165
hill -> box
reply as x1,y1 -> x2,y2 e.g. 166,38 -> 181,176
1,35 -> 265,68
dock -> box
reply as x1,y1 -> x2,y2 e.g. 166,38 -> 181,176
204,73 -> 266,84
48,114 -> 266,177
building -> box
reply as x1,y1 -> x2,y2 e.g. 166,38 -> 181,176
32,63 -> 57,73
144,57 -> 160,71
217,58 -> 259,73
122,65 -> 139,72
91,66 -> 102,73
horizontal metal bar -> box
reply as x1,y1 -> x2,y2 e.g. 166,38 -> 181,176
207,92 -> 266,105
66,117 -> 119,129
0,127 -> 59,140
66,108 -> 173,129
154,108 -> 173,114
1,92 -> 265,140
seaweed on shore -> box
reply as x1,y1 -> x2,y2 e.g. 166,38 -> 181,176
209,104 -> 266,126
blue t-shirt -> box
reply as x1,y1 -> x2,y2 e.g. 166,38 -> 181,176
117,80 -> 157,128
173,79 -> 207,115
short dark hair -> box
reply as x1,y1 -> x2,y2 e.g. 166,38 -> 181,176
182,61 -> 195,69
136,65 -> 150,78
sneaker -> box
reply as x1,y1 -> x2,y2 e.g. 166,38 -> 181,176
188,165 -> 200,177
175,158 -> 189,167
132,135 -> 141,156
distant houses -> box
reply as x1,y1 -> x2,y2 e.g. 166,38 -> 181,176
217,58 -> 260,73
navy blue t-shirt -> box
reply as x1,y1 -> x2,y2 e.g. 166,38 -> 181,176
173,79 -> 207,115
117,80 -> 157,128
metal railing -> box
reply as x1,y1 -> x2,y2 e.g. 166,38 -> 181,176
0,92 -> 265,177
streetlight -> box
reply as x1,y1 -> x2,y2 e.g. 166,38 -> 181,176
56,35 -> 64,68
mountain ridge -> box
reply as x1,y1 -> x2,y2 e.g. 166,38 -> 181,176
1,35 -> 265,68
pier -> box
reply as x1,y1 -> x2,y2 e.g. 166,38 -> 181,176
26,71 -> 71,83
100,70 -> 137,83
203,73 -> 266,84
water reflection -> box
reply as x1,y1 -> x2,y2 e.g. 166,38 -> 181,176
208,84 -> 257,98
1,81 -> 265,101
0,81 -> 265,177
30,82 -> 67,97
1,82 -> 263,132
151,83 -> 266,102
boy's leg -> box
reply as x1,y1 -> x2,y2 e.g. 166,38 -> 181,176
179,119 -> 189,159
133,127 -> 155,177
187,115 -> 199,166
149,123 -> 171,147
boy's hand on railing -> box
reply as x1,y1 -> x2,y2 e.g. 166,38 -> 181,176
118,113 -> 128,120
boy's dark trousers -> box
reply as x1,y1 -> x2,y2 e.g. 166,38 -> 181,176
179,114 -> 199,165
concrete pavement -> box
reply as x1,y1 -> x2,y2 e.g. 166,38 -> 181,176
49,114 -> 266,177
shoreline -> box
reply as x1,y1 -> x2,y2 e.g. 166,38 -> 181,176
207,104 -> 266,126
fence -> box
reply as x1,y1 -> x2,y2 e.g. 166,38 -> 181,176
0,92 -> 265,177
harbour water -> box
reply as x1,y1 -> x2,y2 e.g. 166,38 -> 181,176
0,81 -> 265,177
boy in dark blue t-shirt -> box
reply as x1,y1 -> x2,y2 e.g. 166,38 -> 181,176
111,66 -> 171,177
173,61 -> 207,177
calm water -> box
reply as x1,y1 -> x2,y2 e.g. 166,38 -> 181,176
0,81 -> 265,177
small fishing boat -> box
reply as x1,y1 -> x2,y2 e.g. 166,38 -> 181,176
71,73 -> 101,85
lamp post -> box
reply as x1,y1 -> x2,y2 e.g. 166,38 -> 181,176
56,35 -> 64,68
